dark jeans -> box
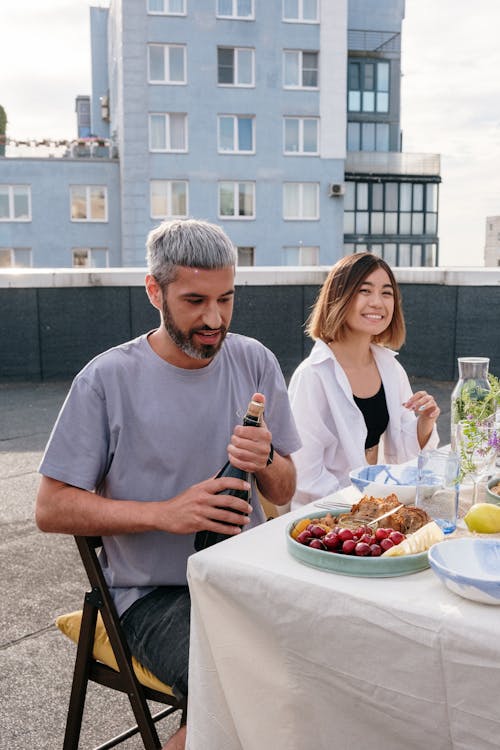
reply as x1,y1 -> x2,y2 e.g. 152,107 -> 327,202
120,585 -> 191,699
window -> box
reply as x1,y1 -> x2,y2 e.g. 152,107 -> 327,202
284,50 -> 318,88
72,248 -> 109,268
0,185 -> 31,221
147,0 -> 186,14
0,247 -> 32,267
218,115 -> 255,153
283,0 -> 318,22
218,181 -> 255,218
217,0 -> 254,19
283,183 -> 319,220
217,47 -> 254,86
284,117 -> 319,154
342,242 -> 438,267
347,122 -> 389,152
150,180 -> 188,218
148,44 -> 186,84
237,246 -> 255,265
149,113 -> 188,151
344,180 -> 438,239
348,60 -> 389,112
70,186 -> 107,221
283,245 -> 319,265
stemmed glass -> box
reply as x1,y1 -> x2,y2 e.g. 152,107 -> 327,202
456,421 -> 499,506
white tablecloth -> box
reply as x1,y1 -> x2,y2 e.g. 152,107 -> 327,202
186,489 -> 500,750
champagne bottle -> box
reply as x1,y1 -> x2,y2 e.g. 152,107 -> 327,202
194,398 -> 265,551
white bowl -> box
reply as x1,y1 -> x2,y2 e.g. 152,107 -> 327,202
349,463 -> 418,505
428,538 -> 500,605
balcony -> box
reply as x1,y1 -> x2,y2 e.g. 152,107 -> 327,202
345,151 -> 441,178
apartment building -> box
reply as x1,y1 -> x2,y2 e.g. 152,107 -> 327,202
0,0 -> 440,268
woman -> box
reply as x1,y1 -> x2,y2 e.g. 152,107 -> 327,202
288,252 -> 440,508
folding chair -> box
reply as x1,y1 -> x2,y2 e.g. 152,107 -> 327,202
56,536 -> 187,750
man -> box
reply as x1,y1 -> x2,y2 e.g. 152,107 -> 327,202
36,218 -> 300,750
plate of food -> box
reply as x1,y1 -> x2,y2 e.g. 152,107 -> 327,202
286,494 -> 443,577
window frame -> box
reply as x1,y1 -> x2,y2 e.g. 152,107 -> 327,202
236,246 -> 255,266
217,114 -> 255,154
283,49 -> 319,89
348,59 -> 390,113
347,121 -> 390,152
0,247 -> 33,267
147,0 -> 186,15
148,43 -> 187,85
150,179 -> 189,219
283,116 -> 319,155
216,0 -> 255,20
149,112 -> 188,152
72,247 -> 109,268
217,46 -> 255,87
218,181 -> 255,219
0,185 -> 31,222
282,244 -> 319,265
282,0 -> 319,23
283,182 -> 320,220
70,185 -> 108,223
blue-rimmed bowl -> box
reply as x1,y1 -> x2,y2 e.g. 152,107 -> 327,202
428,538 -> 500,605
349,464 -> 418,504
486,476 -> 500,506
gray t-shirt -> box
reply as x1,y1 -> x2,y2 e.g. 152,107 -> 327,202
39,331 -> 300,615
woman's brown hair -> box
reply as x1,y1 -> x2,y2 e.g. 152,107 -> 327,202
306,253 -> 406,349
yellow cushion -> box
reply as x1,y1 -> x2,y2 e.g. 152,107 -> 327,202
56,610 -> 174,696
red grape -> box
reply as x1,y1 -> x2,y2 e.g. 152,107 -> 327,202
355,542 -> 371,556
388,531 -> 405,546
296,530 -> 312,545
323,532 -> 340,550
380,538 -> 394,551
370,543 -> 382,556
338,528 -> 354,542
375,528 -> 389,541
342,539 -> 357,554
309,538 -> 326,550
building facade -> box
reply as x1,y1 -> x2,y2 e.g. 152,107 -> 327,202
0,0 -> 440,268
484,216 -> 500,267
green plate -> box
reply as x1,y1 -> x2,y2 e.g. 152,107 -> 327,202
286,511 -> 429,578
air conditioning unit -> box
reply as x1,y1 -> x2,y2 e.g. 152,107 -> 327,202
100,95 -> 110,122
328,183 -> 345,197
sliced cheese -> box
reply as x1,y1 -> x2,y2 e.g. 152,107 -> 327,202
381,521 -> 444,557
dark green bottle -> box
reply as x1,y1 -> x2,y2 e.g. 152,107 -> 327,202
194,399 -> 264,551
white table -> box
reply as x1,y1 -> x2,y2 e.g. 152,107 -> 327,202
186,489 -> 500,750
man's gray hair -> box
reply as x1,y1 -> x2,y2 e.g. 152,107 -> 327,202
146,218 -> 237,286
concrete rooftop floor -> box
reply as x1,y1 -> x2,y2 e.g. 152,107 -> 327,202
1,377 -> 454,749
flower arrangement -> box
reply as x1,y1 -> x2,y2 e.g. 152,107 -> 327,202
453,373 -> 500,481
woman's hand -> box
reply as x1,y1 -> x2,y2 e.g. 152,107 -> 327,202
404,390 -> 440,449
403,391 -> 440,421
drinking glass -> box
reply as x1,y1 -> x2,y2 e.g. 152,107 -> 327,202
415,449 -> 460,534
456,421 -> 498,505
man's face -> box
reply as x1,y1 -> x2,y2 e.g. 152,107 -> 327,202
159,266 -> 235,364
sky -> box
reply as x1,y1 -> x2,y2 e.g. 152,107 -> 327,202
2,0 -> 500,267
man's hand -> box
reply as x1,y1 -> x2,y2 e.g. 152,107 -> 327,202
152,475 -> 253,536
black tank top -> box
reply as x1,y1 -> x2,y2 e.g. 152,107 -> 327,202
353,383 -> 389,449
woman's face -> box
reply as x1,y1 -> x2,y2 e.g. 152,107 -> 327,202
344,266 -> 395,338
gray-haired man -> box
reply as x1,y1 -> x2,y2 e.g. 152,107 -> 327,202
36,218 -> 300,750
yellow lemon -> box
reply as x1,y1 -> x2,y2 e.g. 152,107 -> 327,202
464,503 -> 500,534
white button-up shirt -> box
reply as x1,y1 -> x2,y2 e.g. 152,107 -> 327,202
288,340 -> 439,508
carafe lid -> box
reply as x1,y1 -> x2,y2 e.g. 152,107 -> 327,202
457,356 -> 490,380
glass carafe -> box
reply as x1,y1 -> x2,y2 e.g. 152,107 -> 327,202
451,357 -> 491,450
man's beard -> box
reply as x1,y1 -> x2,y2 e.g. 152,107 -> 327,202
162,298 -> 227,360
